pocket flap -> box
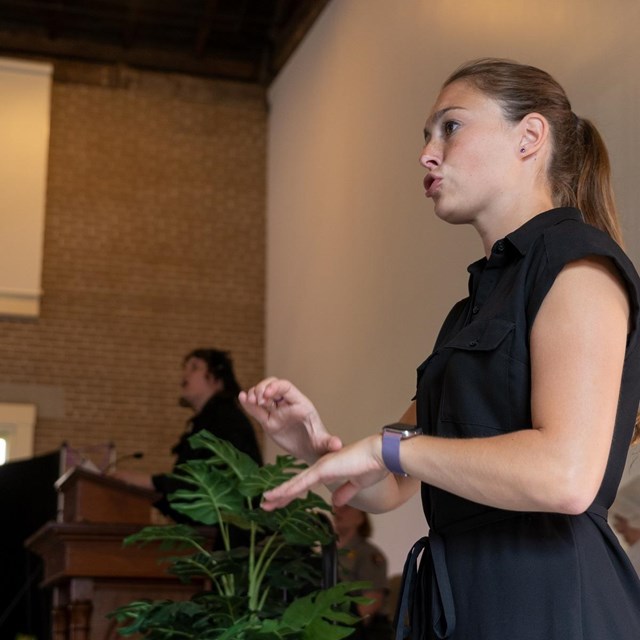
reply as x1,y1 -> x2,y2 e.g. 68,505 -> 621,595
444,318 -> 515,352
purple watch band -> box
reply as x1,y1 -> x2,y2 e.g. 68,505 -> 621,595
382,429 -> 407,476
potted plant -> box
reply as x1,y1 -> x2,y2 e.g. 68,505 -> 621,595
109,431 -> 366,639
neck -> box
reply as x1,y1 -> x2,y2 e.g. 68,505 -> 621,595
336,529 -> 357,548
474,191 -> 554,257
191,392 -> 216,415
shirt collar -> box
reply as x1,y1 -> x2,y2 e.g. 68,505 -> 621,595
504,207 -> 584,256
467,207 -> 584,278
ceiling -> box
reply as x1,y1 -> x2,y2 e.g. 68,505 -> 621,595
0,0 -> 331,85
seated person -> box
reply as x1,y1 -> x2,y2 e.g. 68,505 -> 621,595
334,504 -> 392,640
612,474 -> 640,576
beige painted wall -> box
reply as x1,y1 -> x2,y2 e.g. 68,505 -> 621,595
266,0 -> 640,574
0,57 -> 52,316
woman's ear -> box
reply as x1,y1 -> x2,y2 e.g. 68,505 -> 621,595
518,113 -> 549,158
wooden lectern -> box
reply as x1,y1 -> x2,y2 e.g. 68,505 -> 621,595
26,468 -> 208,640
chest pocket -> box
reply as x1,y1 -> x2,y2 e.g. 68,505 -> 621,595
439,318 -> 520,434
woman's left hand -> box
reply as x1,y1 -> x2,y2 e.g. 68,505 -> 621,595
261,434 -> 389,510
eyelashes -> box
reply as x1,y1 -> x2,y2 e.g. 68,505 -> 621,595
443,120 -> 460,137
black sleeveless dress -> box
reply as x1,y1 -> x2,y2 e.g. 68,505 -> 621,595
404,208 -> 640,640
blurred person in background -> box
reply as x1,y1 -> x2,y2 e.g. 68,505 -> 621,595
334,504 -> 392,640
114,348 -> 262,527
612,474 -> 640,576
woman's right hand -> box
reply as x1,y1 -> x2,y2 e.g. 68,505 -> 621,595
238,378 -> 342,464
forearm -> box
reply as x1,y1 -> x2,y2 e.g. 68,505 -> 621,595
329,468 -> 418,513
399,427 -> 604,514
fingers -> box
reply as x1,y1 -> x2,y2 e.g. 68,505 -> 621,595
240,377 -> 298,411
261,468 -> 319,510
331,480 -> 361,506
239,377 -> 288,424
238,391 -> 272,424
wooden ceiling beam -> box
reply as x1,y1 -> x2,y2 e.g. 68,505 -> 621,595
122,0 -> 144,49
269,0 -> 330,77
0,0 -> 330,84
194,0 -> 219,58
0,29 -> 261,82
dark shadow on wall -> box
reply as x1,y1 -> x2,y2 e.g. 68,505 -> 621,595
0,449 -> 60,640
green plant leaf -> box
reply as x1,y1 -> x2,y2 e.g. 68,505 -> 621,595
187,431 -> 260,480
280,583 -> 366,640
167,549 -> 246,584
265,503 -> 334,547
265,550 -> 323,591
240,455 -> 306,497
110,599 -> 209,637
168,463 -> 245,525
122,524 -> 206,552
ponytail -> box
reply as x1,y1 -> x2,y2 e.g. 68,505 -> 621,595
574,117 -> 623,246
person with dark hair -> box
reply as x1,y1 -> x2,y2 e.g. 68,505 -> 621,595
114,348 -> 262,525
239,58 -> 640,639
150,348 -> 262,521
334,505 -> 391,640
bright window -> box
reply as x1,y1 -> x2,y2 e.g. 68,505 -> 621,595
0,403 -> 36,465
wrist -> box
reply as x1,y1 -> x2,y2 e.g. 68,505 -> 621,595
381,423 -> 422,476
301,409 -> 331,464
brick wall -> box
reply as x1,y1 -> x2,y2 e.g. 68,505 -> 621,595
0,61 -> 266,474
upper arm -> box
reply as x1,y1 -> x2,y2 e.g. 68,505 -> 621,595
530,255 -> 630,509
399,401 -> 417,425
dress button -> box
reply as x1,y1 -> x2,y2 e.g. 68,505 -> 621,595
472,305 -> 480,314
494,240 -> 505,254
468,339 -> 478,347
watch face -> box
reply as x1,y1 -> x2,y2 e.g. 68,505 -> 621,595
383,426 -> 421,438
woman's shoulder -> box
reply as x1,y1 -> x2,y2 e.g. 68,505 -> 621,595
539,216 -> 637,279
523,214 -> 640,340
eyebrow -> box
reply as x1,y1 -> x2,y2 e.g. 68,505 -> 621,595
423,105 -> 467,142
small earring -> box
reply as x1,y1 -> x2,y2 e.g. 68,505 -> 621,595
520,146 -> 526,154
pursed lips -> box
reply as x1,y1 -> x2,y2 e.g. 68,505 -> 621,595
423,173 -> 442,197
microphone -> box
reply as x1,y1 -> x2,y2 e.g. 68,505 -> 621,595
102,451 -> 144,473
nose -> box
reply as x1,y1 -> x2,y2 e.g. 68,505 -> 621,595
419,140 -> 440,170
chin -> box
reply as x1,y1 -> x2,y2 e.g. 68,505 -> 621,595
433,202 -> 474,226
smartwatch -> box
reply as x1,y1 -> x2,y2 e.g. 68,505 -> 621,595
381,423 -> 422,476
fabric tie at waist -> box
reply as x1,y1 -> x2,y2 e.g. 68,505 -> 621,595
393,531 -> 454,640
392,504 -> 608,640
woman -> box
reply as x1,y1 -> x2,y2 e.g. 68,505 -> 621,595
239,59 -> 640,639
334,504 -> 392,640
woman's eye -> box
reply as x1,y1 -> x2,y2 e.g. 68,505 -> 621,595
443,120 -> 459,136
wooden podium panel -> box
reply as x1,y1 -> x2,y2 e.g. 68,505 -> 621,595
26,468 -> 212,640
26,522 -> 184,584
55,467 -> 158,524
